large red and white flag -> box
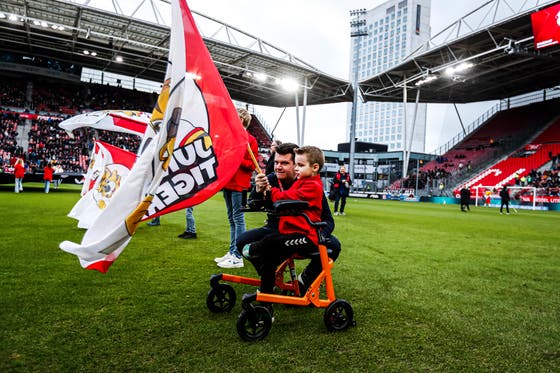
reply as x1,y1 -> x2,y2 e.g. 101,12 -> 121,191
59,110 -> 150,138
59,0 -> 248,273
68,140 -> 137,229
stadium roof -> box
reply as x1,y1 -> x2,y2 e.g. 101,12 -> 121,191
359,0 -> 560,104
0,0 -> 353,107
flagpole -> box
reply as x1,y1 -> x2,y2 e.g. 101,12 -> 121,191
247,144 -> 262,174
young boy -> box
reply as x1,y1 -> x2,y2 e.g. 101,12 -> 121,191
244,146 -> 325,295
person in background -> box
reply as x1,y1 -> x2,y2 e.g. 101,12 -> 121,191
147,207 -> 197,238
147,216 -> 161,226
484,189 -> 492,207
14,158 -> 25,193
500,185 -> 510,215
214,107 -> 258,269
177,207 -> 197,239
265,140 -> 281,175
460,187 -> 471,212
332,165 -> 351,216
43,161 -> 54,193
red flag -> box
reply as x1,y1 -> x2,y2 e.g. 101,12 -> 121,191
60,0 -> 247,272
144,0 -> 248,218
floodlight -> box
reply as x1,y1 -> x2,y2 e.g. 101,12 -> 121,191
115,56 -> 123,63
455,62 -> 473,72
40,21 -> 48,27
254,72 -> 267,82
278,78 -> 298,92
0,13 -> 6,19
9,14 -> 18,21
83,50 -> 90,55
90,51 -> 97,57
33,20 -> 41,26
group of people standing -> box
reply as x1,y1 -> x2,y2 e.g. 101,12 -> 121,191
461,185 -> 511,214
12,158 -> 56,193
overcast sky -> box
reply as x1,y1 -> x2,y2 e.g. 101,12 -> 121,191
83,0 -> 533,152
184,0 -> 504,152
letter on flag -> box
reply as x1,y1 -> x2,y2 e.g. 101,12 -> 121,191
68,140 -> 137,229
59,0 -> 248,273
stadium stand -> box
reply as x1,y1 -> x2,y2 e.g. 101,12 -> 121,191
0,73 -> 271,182
388,99 -> 559,196
454,112 -> 560,196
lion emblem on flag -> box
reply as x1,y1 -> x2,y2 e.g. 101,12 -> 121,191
95,166 -> 125,209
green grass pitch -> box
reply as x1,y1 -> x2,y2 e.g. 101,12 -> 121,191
1,183 -> 559,371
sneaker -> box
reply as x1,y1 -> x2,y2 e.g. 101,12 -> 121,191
217,256 -> 244,268
341,212 -> 346,216
214,252 -> 233,263
506,213 -> 510,215
178,232 -> 197,239
334,212 -> 339,216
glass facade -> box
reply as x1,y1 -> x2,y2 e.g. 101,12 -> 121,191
347,0 -> 430,152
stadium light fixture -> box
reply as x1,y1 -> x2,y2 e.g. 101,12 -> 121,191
90,51 -> 97,57
415,75 -> 438,86
254,72 -> 267,82
277,77 -> 298,92
32,20 -> 41,26
8,14 -> 18,21
115,55 -> 123,63
40,21 -> 48,27
83,50 -> 90,55
444,61 -> 474,76
0,13 -> 6,19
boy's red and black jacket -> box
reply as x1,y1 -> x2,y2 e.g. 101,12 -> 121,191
270,174 -> 323,245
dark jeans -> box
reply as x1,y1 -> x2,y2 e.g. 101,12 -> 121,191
237,227 -> 341,286
250,233 -> 317,294
236,226 -> 276,275
500,201 -> 509,213
299,235 -> 341,286
334,193 -> 347,213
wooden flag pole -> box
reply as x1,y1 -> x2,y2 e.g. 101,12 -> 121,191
247,144 -> 262,174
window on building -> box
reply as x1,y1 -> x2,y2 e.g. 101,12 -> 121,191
415,4 -> 422,35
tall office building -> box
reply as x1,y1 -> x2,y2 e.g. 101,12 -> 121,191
347,0 -> 431,152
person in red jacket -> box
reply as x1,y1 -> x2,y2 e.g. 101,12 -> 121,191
215,107 -> 258,269
13,158 -> 25,193
332,165 -> 351,215
244,146 -> 325,296
43,162 -> 54,193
